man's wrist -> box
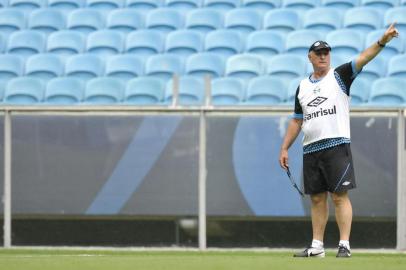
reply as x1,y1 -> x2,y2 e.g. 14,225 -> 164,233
377,40 -> 386,48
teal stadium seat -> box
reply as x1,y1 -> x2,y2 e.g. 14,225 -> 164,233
146,8 -> 184,34
321,0 -> 358,11
204,29 -> 243,59
242,0 -> 281,11
125,30 -> 164,57
387,54 -> 406,78
211,77 -> 245,105
4,77 -> 45,104
203,0 -> 240,12
282,0 -> 319,11
185,8 -> 223,34
67,9 -> 104,34
343,7 -> 382,34
47,30 -> 86,56
246,30 -> 285,56
361,0 -> 398,13
165,30 -> 204,57
0,9 -> 26,38
65,54 -> 104,81
86,0 -> 124,12
48,0 -> 85,14
165,0 -> 202,10
263,8 -> 301,34
350,76 -> 372,105
303,7 -> 342,35
225,54 -> 265,79
0,0 -> 8,7
185,52 -> 225,78
86,30 -> 125,56
224,8 -> 263,35
105,54 -> 144,80
369,78 -> 406,106
165,76 -> 205,105
126,0 -> 163,10
28,8 -> 66,36
25,54 -> 65,81
246,76 -> 288,105
0,55 -> 24,80
84,77 -> 125,104
45,77 -> 85,104
145,54 -> 184,81
106,9 -> 144,34
286,29 -> 324,55
267,54 -> 307,80
0,79 -> 6,102
125,77 -> 165,105
326,29 -> 364,61
9,0 -> 46,11
7,30 -> 46,58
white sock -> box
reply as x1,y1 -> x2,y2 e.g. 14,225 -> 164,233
312,239 -> 324,249
339,240 -> 350,250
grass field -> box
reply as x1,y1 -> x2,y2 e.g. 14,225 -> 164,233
0,249 -> 406,270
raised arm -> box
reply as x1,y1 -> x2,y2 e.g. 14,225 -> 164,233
355,22 -> 399,71
279,118 -> 303,170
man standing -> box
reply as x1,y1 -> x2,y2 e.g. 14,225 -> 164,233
279,23 -> 399,258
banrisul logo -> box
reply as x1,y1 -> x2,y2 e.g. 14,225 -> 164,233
305,97 -> 336,121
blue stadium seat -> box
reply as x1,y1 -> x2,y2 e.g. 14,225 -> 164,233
369,78 -> 406,105
185,8 -> 223,34
86,0 -> 124,11
28,8 -> 66,36
45,77 -> 84,104
343,7 -> 382,34
357,55 -> 386,81
350,76 -> 372,105
211,77 -> 245,105
204,29 -> 243,59
126,0 -> 163,10
145,54 -> 184,81
165,0 -> 201,10
242,0 -> 281,10
224,8 -> 262,35
387,54 -> 406,78
125,77 -> 165,104
246,76 -> 288,105
86,30 -> 124,56
286,77 -> 301,104
326,29 -> 364,61
245,30 -> 285,56
65,54 -> 104,81
0,79 -> 7,101
282,0 -> 318,10
25,54 -> 64,81
125,30 -> 164,57
0,35 -> 4,53
225,54 -> 265,79
384,7 -> 406,37
185,52 -> 224,78
84,77 -> 124,104
165,30 -> 204,57
0,0 -> 8,7
165,76 -> 205,105
7,30 -> 46,58
267,54 -> 307,80
0,9 -> 26,38
146,8 -> 184,34
9,0 -> 46,11
0,55 -> 24,80
321,0 -> 358,10
67,9 -> 104,34
361,0 -> 397,13
48,0 -> 85,12
106,9 -> 144,34
366,29 -> 403,58
285,29 -> 324,55
47,30 -> 86,56
263,9 -> 301,34
105,54 -> 144,80
4,77 -> 45,104
203,0 -> 240,11
303,7 -> 342,35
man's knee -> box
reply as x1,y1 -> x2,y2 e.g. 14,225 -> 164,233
331,191 -> 350,206
311,192 -> 328,205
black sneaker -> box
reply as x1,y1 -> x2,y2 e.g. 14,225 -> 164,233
336,245 -> 351,258
293,246 -> 325,258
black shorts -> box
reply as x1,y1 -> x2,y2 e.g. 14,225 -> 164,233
303,143 -> 356,194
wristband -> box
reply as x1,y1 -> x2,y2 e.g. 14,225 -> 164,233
377,40 -> 386,48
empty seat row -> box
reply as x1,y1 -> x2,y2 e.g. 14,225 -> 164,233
1,7 -> 405,37
1,75 -> 405,106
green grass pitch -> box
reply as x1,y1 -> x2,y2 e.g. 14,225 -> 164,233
0,249 -> 405,270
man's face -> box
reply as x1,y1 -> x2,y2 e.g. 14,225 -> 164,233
308,49 -> 330,70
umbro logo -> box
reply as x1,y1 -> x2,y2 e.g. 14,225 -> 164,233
342,181 -> 351,186
307,97 -> 328,107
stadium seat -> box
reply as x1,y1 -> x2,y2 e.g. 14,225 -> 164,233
4,77 -> 45,104
126,0 -> 163,10
185,8 -> 223,34
204,29 -> 243,59
286,77 -> 301,104
0,55 -> 24,80
282,0 -> 318,10
7,30 -> 46,58
242,0 -> 281,10
0,9 -> 26,38
321,0 -> 358,10
45,77 -> 84,104
106,9 -> 144,34
86,30 -> 124,56
185,52 -> 224,78
203,0 -> 240,11
145,8 -> 184,34
84,77 -> 124,104
48,0 -> 85,12
267,54 -> 307,80
245,30 -> 285,56
165,30 -> 204,57
165,76 -> 205,105
28,9 -> 66,36
224,8 -> 263,35
343,7 -> 382,33
67,9 -> 104,34
285,30 -> 324,55
165,0 -> 201,10
105,54 -> 144,80
0,79 -> 7,101
350,76 -> 372,105
369,77 -> 406,105
25,54 -> 64,81
263,9 -> 301,34
65,54 -> 104,81
125,77 -> 165,104
145,54 -> 184,81
357,55 -> 386,81
326,29 -> 364,61
0,0 -> 7,7
47,30 -> 86,56
246,76 -> 288,105
0,36 -> 4,53
384,7 -> 406,37
9,0 -> 46,11
225,54 -> 265,79
125,30 -> 164,57
366,29 -> 403,58
387,54 -> 406,78
303,7 -> 342,35
211,77 -> 245,105
86,0 -> 124,11
361,0 -> 397,13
